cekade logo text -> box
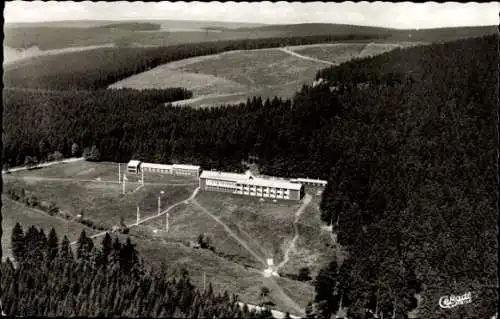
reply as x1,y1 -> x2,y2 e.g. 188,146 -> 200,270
439,292 -> 472,309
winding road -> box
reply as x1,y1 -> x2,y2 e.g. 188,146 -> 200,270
279,47 -> 335,65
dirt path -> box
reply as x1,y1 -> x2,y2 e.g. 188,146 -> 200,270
279,48 -> 335,66
70,187 -> 200,245
191,199 -> 267,267
263,276 -> 306,316
2,157 -> 84,174
276,194 -> 312,270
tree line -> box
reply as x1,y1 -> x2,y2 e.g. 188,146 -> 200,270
3,33 -> 385,90
1,223 -> 276,318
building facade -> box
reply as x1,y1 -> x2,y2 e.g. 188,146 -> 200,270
172,164 -> 201,177
142,163 -> 173,174
199,170 -> 304,201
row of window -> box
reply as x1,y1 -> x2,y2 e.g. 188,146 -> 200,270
204,186 -> 291,199
143,168 -> 171,173
237,184 -> 291,192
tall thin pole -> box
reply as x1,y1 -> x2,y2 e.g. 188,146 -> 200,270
137,206 -> 140,224
166,212 -> 169,232
123,174 -> 126,195
158,196 -> 161,215
118,163 -> 121,184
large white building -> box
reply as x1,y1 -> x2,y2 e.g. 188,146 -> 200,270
199,170 -> 304,200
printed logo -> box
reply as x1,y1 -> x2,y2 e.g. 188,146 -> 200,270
439,292 -> 472,309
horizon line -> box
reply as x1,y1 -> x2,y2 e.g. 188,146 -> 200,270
4,18 -> 497,31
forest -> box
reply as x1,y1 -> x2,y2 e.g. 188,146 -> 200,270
2,34 -> 497,319
0,224 -> 276,318
3,33 -> 384,90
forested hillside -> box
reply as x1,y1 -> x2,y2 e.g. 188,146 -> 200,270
314,35 -> 498,319
3,33 -> 382,90
0,224 -> 274,318
2,35 -> 497,318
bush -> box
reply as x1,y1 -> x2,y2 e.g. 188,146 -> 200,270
260,286 -> 270,298
298,267 -> 312,281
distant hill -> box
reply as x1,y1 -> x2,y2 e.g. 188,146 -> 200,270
4,19 -> 267,30
4,20 -> 497,51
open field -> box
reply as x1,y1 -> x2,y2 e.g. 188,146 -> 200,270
4,161 -> 198,228
3,44 -> 116,66
109,41 -> 433,108
277,189 -> 338,278
194,191 -> 301,263
110,47 -> 327,107
2,160 -> 328,315
136,203 -> 264,269
288,42 -> 428,64
1,195 -> 97,261
111,231 -> 311,315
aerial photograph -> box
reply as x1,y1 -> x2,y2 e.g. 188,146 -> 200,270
1,1 -> 498,318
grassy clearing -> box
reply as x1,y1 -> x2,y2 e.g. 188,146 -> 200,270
291,43 -> 367,64
1,195 -> 97,261
110,67 -> 246,96
12,161 -> 120,181
279,189 -> 336,278
110,47 -> 326,107
194,191 -> 303,268
110,232 -> 309,315
4,173 -> 196,229
290,42 -> 427,66
136,203 -> 263,269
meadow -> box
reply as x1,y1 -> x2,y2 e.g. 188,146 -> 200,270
111,47 -> 328,107
3,162 -> 198,229
112,231 -> 311,315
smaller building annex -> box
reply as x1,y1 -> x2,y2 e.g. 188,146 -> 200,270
290,178 -> 328,187
142,163 -> 173,174
127,160 -> 142,174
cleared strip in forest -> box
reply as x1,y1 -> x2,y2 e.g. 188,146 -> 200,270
190,199 -> 268,267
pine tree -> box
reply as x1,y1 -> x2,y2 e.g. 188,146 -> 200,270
100,232 -> 113,268
11,222 -> 25,263
59,235 -> 74,268
47,228 -> 59,263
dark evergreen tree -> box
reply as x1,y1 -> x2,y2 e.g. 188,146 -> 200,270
10,222 -> 25,263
